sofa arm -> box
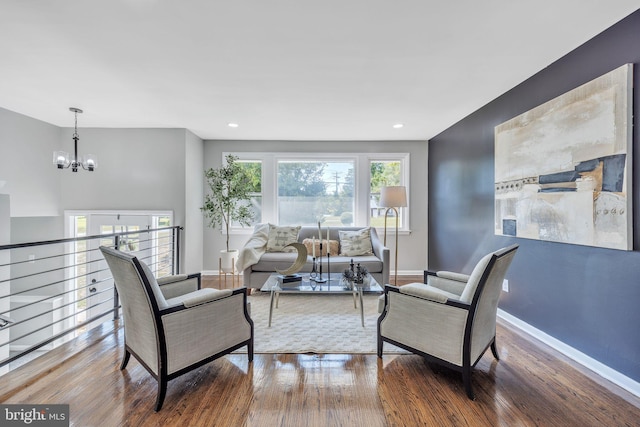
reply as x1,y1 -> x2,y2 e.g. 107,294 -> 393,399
370,228 -> 390,285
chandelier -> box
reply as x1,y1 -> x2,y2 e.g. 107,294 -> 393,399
53,107 -> 97,172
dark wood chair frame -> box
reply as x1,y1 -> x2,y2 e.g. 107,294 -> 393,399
377,244 -> 518,400
119,256 -> 254,411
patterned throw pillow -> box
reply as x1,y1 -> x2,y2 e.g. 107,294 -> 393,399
266,224 -> 301,252
302,238 -> 340,257
339,228 -> 373,256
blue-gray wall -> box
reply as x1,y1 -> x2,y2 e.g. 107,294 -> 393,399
428,10 -> 640,382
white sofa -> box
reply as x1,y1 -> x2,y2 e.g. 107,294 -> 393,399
239,225 -> 390,289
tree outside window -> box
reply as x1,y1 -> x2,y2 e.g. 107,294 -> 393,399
277,161 -> 354,226
370,161 -> 403,228
234,161 -> 262,226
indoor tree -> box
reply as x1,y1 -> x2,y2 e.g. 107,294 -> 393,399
202,155 -> 254,270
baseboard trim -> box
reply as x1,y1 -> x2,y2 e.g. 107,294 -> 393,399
498,309 -> 640,398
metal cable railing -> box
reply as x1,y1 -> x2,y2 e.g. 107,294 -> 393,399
0,226 -> 182,371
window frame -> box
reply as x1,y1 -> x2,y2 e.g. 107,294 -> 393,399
226,152 -> 410,233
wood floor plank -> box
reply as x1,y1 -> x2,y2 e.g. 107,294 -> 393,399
1,275 -> 639,426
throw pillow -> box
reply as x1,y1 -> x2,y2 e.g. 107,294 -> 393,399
266,224 -> 301,252
339,228 -> 373,256
302,238 -> 339,257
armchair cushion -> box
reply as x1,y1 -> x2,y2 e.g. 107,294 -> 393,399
157,274 -> 200,299
166,288 -> 233,308
459,252 -> 493,303
138,259 -> 169,309
427,276 -> 467,296
399,283 -> 459,303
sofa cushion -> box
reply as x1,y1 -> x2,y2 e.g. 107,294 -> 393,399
266,224 -> 301,252
339,227 -> 373,256
302,238 -> 339,257
250,253 -> 383,275
252,252 -> 306,272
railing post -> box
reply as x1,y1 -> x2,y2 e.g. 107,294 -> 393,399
175,226 -> 181,275
113,287 -> 120,320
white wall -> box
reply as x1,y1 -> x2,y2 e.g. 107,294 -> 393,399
0,108 -> 62,217
58,127 -> 187,221
202,140 -> 429,275
1,108 -> 204,274
183,130 -> 204,273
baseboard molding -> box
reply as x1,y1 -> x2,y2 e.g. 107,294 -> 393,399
498,309 -> 640,398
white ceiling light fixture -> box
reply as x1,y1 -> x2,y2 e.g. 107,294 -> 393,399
392,123 -> 404,129
53,107 -> 97,172
227,122 -> 239,128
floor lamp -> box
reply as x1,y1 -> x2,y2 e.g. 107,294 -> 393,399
379,186 -> 407,285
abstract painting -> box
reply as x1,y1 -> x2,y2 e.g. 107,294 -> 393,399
494,64 -> 633,250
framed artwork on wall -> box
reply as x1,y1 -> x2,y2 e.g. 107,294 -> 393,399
494,63 -> 633,250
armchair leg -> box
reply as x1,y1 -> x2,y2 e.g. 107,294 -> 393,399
491,340 -> 500,360
120,349 -> 131,370
155,378 -> 168,412
248,339 -> 254,363
377,335 -> 383,357
462,366 -> 474,400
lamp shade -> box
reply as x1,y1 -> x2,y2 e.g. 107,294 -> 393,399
379,186 -> 407,208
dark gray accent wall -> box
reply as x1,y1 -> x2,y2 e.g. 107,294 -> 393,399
428,10 -> 640,382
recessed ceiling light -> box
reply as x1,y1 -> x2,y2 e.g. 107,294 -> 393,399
227,122 -> 239,128
392,123 -> 404,129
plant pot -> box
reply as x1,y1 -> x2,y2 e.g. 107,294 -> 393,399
220,249 -> 239,274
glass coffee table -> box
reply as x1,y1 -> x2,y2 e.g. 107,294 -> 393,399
260,273 -> 383,327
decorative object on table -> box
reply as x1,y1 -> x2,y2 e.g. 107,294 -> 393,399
494,64 -> 632,251
202,154 -> 255,273
275,242 -> 308,282
53,107 -> 98,172
379,186 -> 407,285
311,222 -> 331,283
343,259 -> 369,288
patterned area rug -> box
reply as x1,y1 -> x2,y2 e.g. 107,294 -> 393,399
236,291 -> 407,354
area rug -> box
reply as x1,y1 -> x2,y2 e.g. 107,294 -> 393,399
236,291 -> 407,354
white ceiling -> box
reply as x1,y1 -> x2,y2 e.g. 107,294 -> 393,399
0,1 -> 637,141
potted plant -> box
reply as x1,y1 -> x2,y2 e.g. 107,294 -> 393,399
202,154 -> 254,273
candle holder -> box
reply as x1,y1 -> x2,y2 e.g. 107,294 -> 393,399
313,240 -> 328,283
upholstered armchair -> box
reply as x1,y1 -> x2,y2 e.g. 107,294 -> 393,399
99,246 -> 254,411
377,244 -> 518,399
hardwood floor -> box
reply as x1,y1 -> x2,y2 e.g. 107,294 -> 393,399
1,276 -> 639,426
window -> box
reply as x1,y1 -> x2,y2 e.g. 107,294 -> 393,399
370,160 -> 404,228
277,160 -> 354,226
228,152 -> 409,230
238,160 -> 262,227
